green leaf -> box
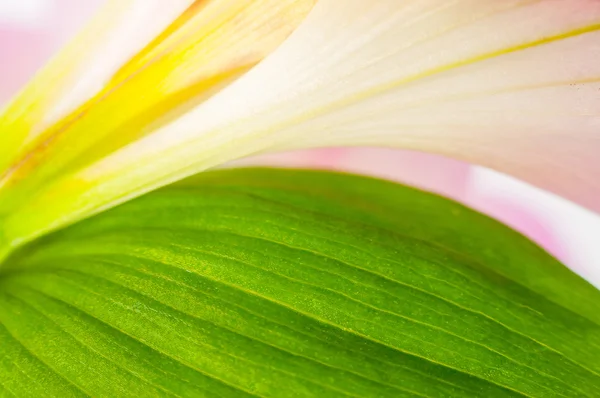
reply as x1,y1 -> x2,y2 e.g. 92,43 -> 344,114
1,168 -> 599,397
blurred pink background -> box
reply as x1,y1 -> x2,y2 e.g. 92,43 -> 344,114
1,0 -> 598,285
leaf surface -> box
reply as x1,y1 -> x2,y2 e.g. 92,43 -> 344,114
1,168 -> 599,397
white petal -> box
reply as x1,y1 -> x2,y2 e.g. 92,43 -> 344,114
4,0 -> 600,249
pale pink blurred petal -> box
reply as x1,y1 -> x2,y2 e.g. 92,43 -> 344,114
234,148 -> 345,169
467,167 -> 600,286
0,29 -> 50,102
331,148 -> 470,201
236,147 -> 470,200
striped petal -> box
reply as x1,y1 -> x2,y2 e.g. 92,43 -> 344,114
0,0 -> 194,171
1,0 -> 598,253
0,0 -> 316,253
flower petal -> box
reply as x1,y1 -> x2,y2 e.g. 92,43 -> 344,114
0,0 -> 194,171
2,0 -> 599,252
0,0 -> 316,250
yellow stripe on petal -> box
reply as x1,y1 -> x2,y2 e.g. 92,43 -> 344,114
0,0 -> 316,215
0,0 -> 194,172
107,1 -> 212,85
